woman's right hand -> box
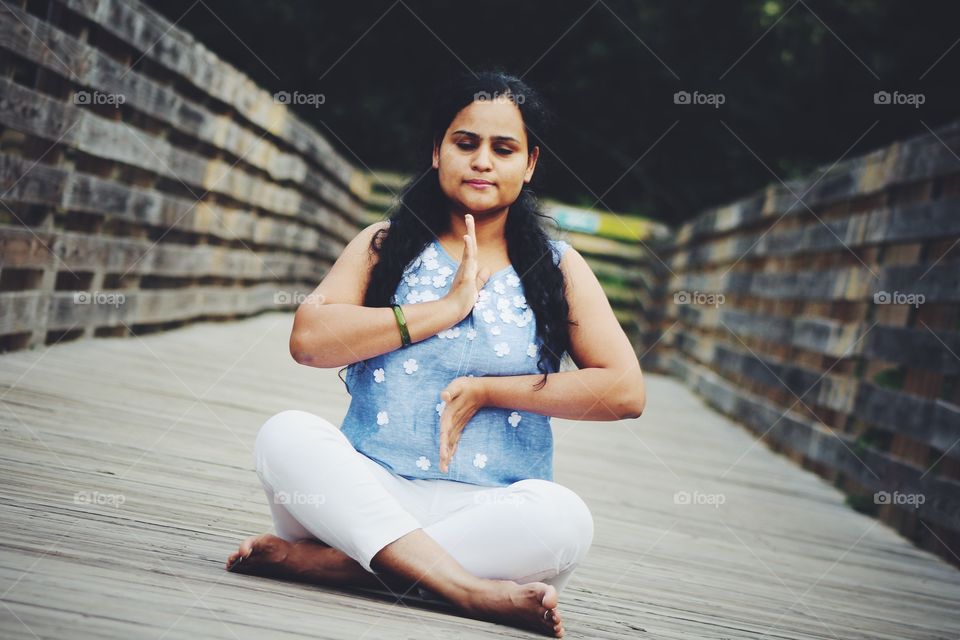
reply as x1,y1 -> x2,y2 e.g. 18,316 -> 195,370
444,214 -> 491,322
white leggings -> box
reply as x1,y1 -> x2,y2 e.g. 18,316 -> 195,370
253,409 -> 594,595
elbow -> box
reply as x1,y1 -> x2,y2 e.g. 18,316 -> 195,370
289,327 -> 324,367
614,369 -> 646,419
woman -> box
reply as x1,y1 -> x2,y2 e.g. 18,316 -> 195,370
226,71 -> 645,637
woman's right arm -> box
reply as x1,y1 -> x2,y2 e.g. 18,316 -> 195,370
289,221 -> 474,369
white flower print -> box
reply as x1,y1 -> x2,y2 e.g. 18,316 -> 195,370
526,343 -> 538,358
436,400 -> 446,416
419,289 -> 440,302
373,367 -> 385,383
432,275 -> 448,288
490,326 -> 501,336
423,257 -> 439,271
403,358 -> 418,374
466,328 -> 477,341
496,297 -> 511,311
437,265 -> 453,277
506,273 -> 521,288
404,273 -> 419,287
481,309 -> 496,324
475,290 -> 491,309
494,342 -> 510,357
423,245 -> 438,260
439,327 -> 461,339
516,308 -> 534,327
499,309 -> 515,324
416,456 -> 431,470
473,453 -> 488,469
512,295 -> 527,309
508,411 -> 522,428
377,411 -> 389,426
405,290 -> 421,304
493,280 -> 506,294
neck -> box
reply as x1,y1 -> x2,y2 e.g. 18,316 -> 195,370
446,206 -> 509,249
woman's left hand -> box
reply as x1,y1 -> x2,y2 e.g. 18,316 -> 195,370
439,376 -> 488,473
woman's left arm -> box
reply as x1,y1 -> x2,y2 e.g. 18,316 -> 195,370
479,246 -> 645,420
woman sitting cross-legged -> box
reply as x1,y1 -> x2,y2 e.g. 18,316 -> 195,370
226,70 -> 646,638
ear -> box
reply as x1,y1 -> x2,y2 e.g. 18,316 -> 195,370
432,140 -> 441,170
523,145 -> 540,184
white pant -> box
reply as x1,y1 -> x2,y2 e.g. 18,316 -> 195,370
253,409 -> 594,595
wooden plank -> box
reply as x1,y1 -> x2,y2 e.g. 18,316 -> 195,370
55,0 -> 369,202
0,314 -> 958,638
0,78 -> 366,224
0,152 -> 355,250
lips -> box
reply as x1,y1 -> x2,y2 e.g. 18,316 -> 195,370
464,179 -> 494,186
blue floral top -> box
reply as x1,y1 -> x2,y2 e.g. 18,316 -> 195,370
339,238 -> 572,486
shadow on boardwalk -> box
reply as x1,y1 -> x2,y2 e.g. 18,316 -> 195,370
1,313 -> 958,639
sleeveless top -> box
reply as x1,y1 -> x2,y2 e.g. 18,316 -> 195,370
339,237 -> 572,487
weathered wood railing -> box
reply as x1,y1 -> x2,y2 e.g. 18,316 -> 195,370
646,120 -> 960,565
0,0 -> 370,350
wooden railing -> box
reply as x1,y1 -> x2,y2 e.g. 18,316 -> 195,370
647,120 -> 960,565
0,0 -> 371,351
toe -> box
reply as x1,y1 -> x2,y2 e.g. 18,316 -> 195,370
539,584 -> 558,610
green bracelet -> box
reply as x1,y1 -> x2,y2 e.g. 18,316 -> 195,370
391,304 -> 411,347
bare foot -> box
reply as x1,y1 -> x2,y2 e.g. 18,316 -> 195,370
226,533 -> 299,578
226,533 -> 407,591
461,580 -> 565,637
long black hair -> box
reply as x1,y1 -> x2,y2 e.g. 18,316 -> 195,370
345,70 -> 574,391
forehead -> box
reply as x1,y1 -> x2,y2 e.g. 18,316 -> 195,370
446,99 -> 527,143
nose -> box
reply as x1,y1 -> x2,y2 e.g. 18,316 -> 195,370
471,145 -> 493,172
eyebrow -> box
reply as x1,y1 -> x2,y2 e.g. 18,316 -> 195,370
452,130 -> 521,144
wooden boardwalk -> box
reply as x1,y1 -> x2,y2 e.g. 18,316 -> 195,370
1,313 -> 958,639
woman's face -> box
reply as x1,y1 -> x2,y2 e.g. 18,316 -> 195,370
432,97 -> 539,216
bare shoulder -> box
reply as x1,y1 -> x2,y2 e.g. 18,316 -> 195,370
556,244 -> 637,370
303,219 -> 391,307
